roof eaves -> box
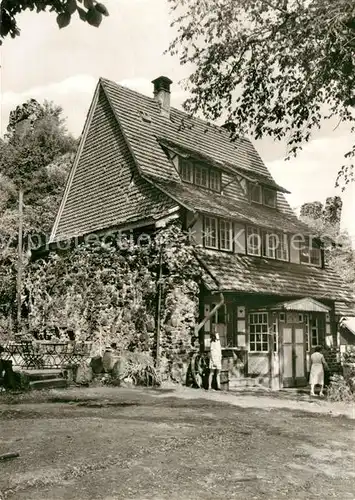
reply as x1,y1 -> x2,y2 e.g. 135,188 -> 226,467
226,163 -> 291,194
191,248 -> 221,290
141,174 -> 196,214
50,80 -> 101,243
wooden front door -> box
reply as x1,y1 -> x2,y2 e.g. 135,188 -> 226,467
280,312 -> 307,387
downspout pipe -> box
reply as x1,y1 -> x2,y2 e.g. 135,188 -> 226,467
194,292 -> 225,338
192,249 -> 225,345
186,211 -> 199,231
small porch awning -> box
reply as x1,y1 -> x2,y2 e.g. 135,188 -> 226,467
341,317 -> 355,335
266,297 -> 331,313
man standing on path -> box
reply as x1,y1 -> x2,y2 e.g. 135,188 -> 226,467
208,332 -> 222,390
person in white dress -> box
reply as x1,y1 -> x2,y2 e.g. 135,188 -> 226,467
309,345 -> 329,396
209,332 -> 222,390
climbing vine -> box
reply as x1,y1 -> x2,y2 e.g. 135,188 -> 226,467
23,224 -> 202,367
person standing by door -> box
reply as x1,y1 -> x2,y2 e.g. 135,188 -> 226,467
309,345 -> 329,396
209,332 -> 222,390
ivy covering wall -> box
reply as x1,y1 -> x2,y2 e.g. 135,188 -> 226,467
22,225 -> 202,379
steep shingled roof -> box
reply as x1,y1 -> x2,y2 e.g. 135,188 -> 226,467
101,78 -> 273,182
51,85 -> 177,241
196,248 -> 354,303
52,77 -> 304,241
99,78 -> 306,229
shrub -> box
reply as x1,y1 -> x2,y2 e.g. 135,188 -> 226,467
117,351 -> 161,387
327,374 -> 354,402
343,347 -> 355,364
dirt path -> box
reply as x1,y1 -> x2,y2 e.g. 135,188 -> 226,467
0,387 -> 354,500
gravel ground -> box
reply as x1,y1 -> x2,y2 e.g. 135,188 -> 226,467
0,386 -> 354,500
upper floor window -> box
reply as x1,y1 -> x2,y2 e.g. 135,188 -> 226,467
262,232 -> 278,259
250,184 -> 262,204
263,188 -> 277,208
248,182 -> 277,208
180,158 -> 194,183
299,238 -> 322,267
209,169 -> 221,192
247,227 -> 262,256
276,233 -> 289,261
179,158 -> 221,192
219,220 -> 233,251
204,216 -> 218,249
247,226 -> 289,261
203,216 -> 233,252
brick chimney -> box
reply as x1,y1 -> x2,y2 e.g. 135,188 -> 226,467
152,76 -> 173,118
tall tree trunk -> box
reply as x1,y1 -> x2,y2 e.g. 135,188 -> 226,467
16,188 -> 24,333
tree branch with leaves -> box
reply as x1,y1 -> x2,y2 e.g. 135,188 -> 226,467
0,0 -> 109,44
168,0 -> 355,188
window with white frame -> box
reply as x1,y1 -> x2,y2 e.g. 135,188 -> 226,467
209,169 -> 221,192
305,313 -> 310,351
300,238 -> 322,267
247,226 -> 261,256
180,158 -> 194,183
204,216 -> 218,249
272,313 -> 278,352
179,158 -> 221,192
276,233 -> 289,261
263,187 -> 277,208
195,163 -> 209,188
262,232 -> 277,259
203,216 -> 233,252
249,227 -> 289,261
219,220 -> 233,251
249,312 -> 269,352
310,317 -> 319,347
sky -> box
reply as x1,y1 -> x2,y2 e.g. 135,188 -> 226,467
0,0 -> 354,243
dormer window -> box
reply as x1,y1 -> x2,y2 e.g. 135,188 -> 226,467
179,158 -> 221,192
195,163 -> 209,188
209,169 -> 221,192
263,187 -> 277,208
249,182 -> 277,208
250,184 -> 262,204
180,158 -> 194,183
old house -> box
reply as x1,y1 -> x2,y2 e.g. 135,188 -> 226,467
50,76 -> 355,389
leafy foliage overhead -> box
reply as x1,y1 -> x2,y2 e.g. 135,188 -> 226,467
168,0 -> 355,188
300,197 -> 355,288
0,0 -> 109,44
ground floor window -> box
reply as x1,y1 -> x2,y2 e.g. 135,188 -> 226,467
304,314 -> 319,349
310,317 -> 319,347
249,312 -> 269,352
305,314 -> 310,351
272,313 -> 278,352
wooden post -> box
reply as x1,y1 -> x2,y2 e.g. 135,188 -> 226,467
16,187 -> 24,333
155,247 -> 163,369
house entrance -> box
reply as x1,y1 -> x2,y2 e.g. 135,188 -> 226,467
279,311 -> 307,387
